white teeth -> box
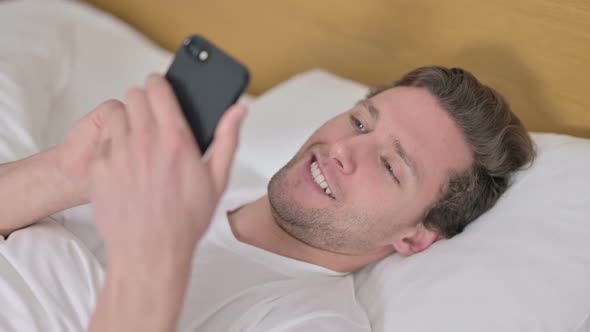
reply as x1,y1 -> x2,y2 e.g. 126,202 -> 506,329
311,166 -> 321,177
310,161 -> 333,198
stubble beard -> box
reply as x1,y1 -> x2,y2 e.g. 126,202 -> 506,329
267,154 -> 371,254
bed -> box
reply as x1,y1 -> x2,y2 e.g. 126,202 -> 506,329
0,0 -> 589,331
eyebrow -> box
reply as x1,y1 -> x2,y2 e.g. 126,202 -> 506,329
362,99 -> 380,121
360,99 -> 420,180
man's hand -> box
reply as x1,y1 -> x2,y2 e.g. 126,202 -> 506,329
56,99 -> 122,205
88,74 -> 246,332
0,99 -> 119,235
91,74 -> 246,263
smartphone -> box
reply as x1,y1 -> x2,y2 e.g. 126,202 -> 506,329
165,35 -> 250,153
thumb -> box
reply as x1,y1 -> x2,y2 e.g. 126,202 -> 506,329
207,104 -> 248,197
92,100 -> 127,161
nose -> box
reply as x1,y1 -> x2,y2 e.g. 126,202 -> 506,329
328,139 -> 356,175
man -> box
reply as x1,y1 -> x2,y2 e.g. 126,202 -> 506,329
0,66 -> 534,331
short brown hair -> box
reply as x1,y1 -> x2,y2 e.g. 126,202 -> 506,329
368,66 -> 535,238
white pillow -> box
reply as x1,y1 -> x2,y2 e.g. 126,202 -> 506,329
0,1 -> 72,162
241,70 -> 590,332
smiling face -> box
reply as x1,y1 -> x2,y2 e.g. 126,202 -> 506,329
267,86 -> 473,256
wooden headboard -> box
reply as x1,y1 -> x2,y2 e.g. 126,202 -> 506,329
85,0 -> 590,138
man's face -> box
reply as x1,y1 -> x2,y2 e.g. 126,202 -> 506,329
268,86 -> 472,256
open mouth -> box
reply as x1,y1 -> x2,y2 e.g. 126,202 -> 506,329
310,159 -> 335,199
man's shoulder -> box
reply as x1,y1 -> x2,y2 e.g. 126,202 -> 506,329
252,275 -> 371,331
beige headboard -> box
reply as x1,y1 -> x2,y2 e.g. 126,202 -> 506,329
85,0 -> 590,138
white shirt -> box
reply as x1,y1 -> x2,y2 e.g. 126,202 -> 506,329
0,185 -> 371,331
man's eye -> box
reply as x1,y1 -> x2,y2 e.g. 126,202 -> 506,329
382,158 -> 400,185
350,115 -> 367,133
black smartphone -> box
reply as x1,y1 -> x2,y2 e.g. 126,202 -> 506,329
165,35 -> 250,153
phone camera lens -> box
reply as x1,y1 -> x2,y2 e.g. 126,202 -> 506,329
185,39 -> 208,62
198,50 -> 209,61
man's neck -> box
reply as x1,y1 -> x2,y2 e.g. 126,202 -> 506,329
226,195 -> 394,273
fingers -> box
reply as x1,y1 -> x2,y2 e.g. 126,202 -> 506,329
91,100 -> 128,164
95,85 -> 158,160
126,87 -> 155,138
91,99 -> 125,136
87,100 -> 125,198
207,104 -> 247,196
98,100 -> 129,146
145,74 -> 194,142
95,137 -> 113,162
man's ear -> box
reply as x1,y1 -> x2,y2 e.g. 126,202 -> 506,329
392,224 -> 442,256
